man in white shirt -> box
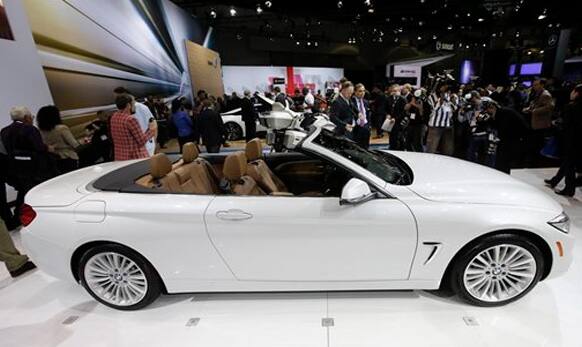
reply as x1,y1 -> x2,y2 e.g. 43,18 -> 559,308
113,87 -> 156,156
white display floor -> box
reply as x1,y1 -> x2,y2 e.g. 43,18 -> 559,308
1,168 -> 581,347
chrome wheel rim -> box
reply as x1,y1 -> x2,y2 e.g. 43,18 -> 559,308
84,252 -> 148,306
224,123 -> 242,141
463,244 -> 537,303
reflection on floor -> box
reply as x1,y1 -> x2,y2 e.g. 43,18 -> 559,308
0,168 -> 580,347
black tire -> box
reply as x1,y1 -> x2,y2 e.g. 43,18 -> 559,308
224,122 -> 243,141
450,234 -> 545,307
78,244 -> 162,310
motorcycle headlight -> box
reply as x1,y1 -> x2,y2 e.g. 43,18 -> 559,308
548,212 -> 570,234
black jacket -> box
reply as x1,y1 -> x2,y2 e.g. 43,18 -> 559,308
386,95 -> 407,122
197,108 -> 226,147
240,97 -> 257,123
559,101 -> 582,157
330,96 -> 358,135
493,107 -> 530,144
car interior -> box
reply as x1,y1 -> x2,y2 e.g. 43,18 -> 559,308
135,139 -> 354,197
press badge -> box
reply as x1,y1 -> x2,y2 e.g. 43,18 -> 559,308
410,113 -> 416,120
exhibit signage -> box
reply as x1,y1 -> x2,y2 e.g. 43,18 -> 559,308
436,41 -> 455,51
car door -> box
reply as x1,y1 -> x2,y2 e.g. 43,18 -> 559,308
204,194 -> 417,282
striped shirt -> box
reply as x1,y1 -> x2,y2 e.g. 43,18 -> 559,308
428,93 -> 458,128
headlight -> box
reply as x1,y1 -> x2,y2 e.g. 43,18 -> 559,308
548,212 -> 570,234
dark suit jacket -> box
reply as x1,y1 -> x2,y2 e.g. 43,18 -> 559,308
274,93 -> 287,106
351,97 -> 372,129
330,96 -> 358,136
197,108 -> 225,147
240,97 -> 257,123
386,95 -> 407,122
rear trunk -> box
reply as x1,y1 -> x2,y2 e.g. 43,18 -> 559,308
25,161 -> 136,207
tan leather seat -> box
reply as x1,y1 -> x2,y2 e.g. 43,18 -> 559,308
223,152 -> 265,196
171,142 -> 220,194
149,153 -> 181,192
245,138 -> 288,194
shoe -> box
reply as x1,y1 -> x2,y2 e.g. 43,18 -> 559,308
9,261 -> 36,278
544,178 -> 558,188
555,189 -> 575,197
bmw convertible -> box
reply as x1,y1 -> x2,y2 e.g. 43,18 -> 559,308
21,126 -> 573,310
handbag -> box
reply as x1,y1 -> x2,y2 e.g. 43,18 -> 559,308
381,116 -> 395,132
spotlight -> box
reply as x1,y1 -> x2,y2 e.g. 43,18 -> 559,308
289,33 -> 294,38
540,50 -> 545,54
337,1 -> 343,9
478,18 -> 484,22
314,41 -> 319,47
417,35 -> 422,40
264,1 -> 272,7
368,7 -> 375,13
209,9 -> 217,18
364,0 -> 372,6
447,24 -> 453,30
527,51 -> 532,55
257,5 -> 263,14
432,35 -> 437,40
229,7 -> 237,16
296,41 -> 300,46
419,21 -> 424,26
466,13 -> 471,17
538,13 -> 547,20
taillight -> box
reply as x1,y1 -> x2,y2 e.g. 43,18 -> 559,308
20,204 -> 37,226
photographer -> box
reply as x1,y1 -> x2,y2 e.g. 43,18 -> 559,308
403,88 -> 431,152
426,83 -> 458,155
458,91 -> 482,159
466,97 -> 498,168
480,98 -> 530,173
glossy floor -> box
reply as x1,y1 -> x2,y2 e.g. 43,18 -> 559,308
0,168 -> 580,347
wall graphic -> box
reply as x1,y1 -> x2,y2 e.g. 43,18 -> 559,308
22,0 -> 212,117
186,41 -> 224,99
222,66 -> 344,96
0,0 -> 14,40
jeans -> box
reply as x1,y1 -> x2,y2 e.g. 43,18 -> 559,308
426,127 -> 454,155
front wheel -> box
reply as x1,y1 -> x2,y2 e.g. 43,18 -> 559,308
78,244 -> 162,310
450,234 -> 544,307
224,122 -> 243,141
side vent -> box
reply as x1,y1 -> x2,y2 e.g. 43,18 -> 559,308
422,242 -> 442,265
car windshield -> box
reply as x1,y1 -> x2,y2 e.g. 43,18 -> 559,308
312,130 -> 413,185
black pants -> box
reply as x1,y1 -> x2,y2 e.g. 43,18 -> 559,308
405,125 -> 424,152
353,126 -> 371,149
245,121 -> 257,143
552,156 -> 578,193
374,113 -> 386,136
57,158 -> 78,175
525,128 -> 549,167
206,145 -> 221,153
178,136 -> 194,153
390,124 -> 405,150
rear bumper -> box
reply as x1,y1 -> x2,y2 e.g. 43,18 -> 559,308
21,228 -> 76,283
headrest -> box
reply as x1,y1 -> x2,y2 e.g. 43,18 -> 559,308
182,142 -> 199,163
245,138 -> 263,162
150,153 -> 172,179
223,152 -> 247,181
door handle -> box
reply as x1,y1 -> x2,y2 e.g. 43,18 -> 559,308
216,209 -> 253,221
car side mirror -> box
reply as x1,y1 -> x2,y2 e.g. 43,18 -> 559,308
340,178 -> 376,206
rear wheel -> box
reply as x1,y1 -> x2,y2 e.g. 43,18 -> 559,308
224,122 -> 243,141
450,234 -> 544,306
78,244 -> 161,310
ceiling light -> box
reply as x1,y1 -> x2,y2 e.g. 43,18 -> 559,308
364,0 -> 372,6
540,50 -> 544,54
209,9 -> 217,18
314,41 -> 319,47
419,21 -> 424,26
538,9 -> 547,20
433,35 -> 437,40
289,33 -> 294,38
229,7 -> 237,16
337,1 -> 343,8
264,1 -> 272,7
447,24 -> 453,30
527,51 -> 532,55
417,36 -> 422,40
478,18 -> 484,22
466,13 -> 471,17
256,5 -> 263,14
296,41 -> 300,46
368,8 -> 375,13
307,41 -> 311,46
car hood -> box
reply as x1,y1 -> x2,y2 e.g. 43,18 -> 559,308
387,151 -> 562,212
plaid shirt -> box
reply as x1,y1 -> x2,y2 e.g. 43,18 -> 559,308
110,111 -> 153,161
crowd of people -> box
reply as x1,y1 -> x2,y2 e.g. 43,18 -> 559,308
1,77 -> 581,277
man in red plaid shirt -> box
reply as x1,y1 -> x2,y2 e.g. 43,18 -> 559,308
110,95 -> 156,161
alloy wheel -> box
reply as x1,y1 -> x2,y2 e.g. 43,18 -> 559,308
84,252 -> 148,307
463,244 -> 537,303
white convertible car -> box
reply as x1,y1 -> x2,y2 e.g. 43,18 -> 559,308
21,126 -> 573,310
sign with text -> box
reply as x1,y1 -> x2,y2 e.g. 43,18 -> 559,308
436,41 -> 455,51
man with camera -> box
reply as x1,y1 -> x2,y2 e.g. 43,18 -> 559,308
403,88 -> 431,152
426,84 -> 458,155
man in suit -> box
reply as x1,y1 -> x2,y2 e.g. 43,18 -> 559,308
329,81 -> 357,139
524,78 -> 554,166
198,99 -> 226,153
370,84 -> 387,138
386,84 -> 407,150
241,90 -> 257,142
351,83 -> 372,148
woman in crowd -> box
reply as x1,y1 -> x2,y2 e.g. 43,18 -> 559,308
171,99 -> 195,153
545,84 -> 582,196
37,105 -> 81,174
